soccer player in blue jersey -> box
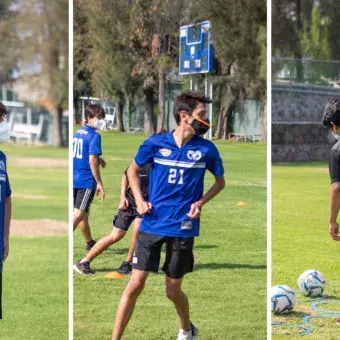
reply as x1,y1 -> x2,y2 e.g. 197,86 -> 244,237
112,92 -> 225,340
0,101 -> 12,319
73,104 -> 106,248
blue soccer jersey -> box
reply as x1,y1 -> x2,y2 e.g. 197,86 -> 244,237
135,132 -> 224,238
0,151 -> 12,264
73,125 -> 102,189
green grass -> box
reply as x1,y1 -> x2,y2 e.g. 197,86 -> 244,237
0,144 -> 68,340
1,143 -> 68,220
272,163 -> 340,339
74,132 -> 267,340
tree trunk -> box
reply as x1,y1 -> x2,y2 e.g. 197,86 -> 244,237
222,112 -> 229,140
215,107 -> 225,139
52,107 -> 63,147
157,69 -> 166,132
261,97 -> 267,142
125,94 -> 132,131
295,0 -> 303,82
144,87 -> 155,134
115,101 -> 125,132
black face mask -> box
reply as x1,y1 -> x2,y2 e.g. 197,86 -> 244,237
190,117 -> 210,135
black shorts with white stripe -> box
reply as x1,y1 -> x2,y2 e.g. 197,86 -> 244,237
73,188 -> 96,213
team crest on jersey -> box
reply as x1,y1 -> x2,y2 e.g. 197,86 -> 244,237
159,148 -> 171,157
187,150 -> 202,161
0,160 -> 5,171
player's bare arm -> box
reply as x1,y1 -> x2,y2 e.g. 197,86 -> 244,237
187,176 -> 225,219
127,161 -> 151,216
99,157 -> 106,168
119,173 -> 129,210
329,181 -> 340,241
89,154 -> 105,200
4,196 -> 11,260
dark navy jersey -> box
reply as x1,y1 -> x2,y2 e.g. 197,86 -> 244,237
0,151 -> 11,264
330,141 -> 340,184
73,125 -> 102,189
134,132 -> 224,238
125,163 -> 151,208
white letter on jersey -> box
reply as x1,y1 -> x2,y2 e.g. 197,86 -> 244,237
168,168 -> 184,185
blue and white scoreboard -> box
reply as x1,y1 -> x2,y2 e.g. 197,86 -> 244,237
179,21 -> 214,75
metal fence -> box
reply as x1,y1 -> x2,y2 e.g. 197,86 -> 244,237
272,57 -> 340,87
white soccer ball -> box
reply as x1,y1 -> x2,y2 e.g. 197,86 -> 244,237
271,285 -> 296,314
298,270 -> 326,297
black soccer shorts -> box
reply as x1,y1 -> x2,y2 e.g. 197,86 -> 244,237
112,206 -> 142,231
132,231 -> 194,279
73,188 -> 96,213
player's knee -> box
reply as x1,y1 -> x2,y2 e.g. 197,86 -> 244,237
73,210 -> 85,225
166,285 -> 181,301
127,278 -> 145,297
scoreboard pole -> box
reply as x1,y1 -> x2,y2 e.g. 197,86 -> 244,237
205,74 -> 213,140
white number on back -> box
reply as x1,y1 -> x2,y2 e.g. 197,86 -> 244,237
168,168 -> 184,185
73,138 -> 83,159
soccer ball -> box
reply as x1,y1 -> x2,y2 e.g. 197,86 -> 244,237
271,285 -> 296,314
298,270 -> 325,297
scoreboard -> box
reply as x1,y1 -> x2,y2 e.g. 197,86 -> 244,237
179,21 -> 214,75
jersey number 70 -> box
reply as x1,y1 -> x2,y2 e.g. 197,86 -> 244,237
73,138 -> 83,159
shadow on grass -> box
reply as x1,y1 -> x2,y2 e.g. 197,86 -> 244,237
195,244 -> 218,250
195,262 -> 266,270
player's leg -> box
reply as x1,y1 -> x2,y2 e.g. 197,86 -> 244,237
126,217 -> 141,263
165,277 -> 191,331
73,208 -> 85,231
117,217 -> 142,275
85,227 -> 126,262
74,227 -> 126,275
73,188 -> 95,231
111,269 -> 149,340
112,231 -> 164,339
78,214 -> 96,247
74,209 -> 133,275
163,237 -> 198,339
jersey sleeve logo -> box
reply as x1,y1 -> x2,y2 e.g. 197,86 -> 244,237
187,150 -> 202,161
159,148 -> 171,157
0,160 -> 5,171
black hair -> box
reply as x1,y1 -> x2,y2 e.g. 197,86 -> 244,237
0,101 -> 7,120
173,91 -> 212,125
85,104 -> 106,123
322,98 -> 340,127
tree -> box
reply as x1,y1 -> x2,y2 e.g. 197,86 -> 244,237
187,0 -> 266,139
0,1 -> 19,85
13,0 -> 68,146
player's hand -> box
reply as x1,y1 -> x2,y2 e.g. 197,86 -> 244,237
137,201 -> 152,216
187,203 -> 201,219
3,238 -> 9,260
329,221 -> 340,241
99,157 -> 106,169
96,182 -> 105,201
119,197 -> 129,210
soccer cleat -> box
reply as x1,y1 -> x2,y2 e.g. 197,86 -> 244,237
85,239 -> 97,250
117,261 -> 132,275
177,323 -> 198,340
73,260 -> 95,275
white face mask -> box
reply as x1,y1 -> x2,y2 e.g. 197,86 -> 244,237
93,119 -> 106,130
332,132 -> 340,141
0,121 -> 10,143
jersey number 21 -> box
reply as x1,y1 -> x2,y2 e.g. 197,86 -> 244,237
168,168 -> 184,184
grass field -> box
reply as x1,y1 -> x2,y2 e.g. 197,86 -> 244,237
0,143 -> 68,340
272,163 -> 340,339
73,132 -> 267,340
